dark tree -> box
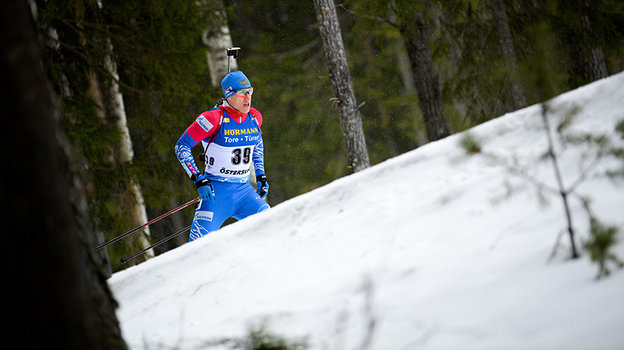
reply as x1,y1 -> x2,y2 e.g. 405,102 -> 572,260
313,0 -> 370,172
490,0 -> 527,109
395,2 -> 451,141
1,0 -> 128,348
555,0 -> 609,86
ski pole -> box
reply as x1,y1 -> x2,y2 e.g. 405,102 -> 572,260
120,225 -> 191,264
94,197 -> 200,251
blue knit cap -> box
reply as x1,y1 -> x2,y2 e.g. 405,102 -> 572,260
221,71 -> 252,99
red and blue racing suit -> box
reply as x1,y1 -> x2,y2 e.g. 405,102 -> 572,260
175,104 -> 269,241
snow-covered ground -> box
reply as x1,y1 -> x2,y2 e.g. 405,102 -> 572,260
109,72 -> 624,350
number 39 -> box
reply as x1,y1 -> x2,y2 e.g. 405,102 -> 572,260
232,147 -> 251,165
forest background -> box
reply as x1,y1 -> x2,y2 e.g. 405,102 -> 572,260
33,0 -> 624,273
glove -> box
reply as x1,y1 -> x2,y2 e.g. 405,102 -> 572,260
256,174 -> 269,199
192,173 -> 215,201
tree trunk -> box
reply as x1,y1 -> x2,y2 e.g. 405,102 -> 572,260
100,37 -> 154,262
585,47 -> 608,80
572,15 -> 608,83
490,0 -> 527,110
1,0 -> 128,348
397,6 -> 451,142
396,39 -> 416,95
75,11 -> 153,266
313,0 -> 370,172
203,0 -> 237,88
546,0 -> 609,86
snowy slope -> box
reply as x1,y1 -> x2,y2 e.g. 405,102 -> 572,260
109,72 -> 624,350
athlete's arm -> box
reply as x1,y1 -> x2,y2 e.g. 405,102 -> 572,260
175,109 -> 221,178
249,108 -> 265,176
252,137 -> 266,176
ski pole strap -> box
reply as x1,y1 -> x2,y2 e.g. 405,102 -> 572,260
120,225 -> 192,264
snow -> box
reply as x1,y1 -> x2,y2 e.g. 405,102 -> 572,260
109,72 -> 624,350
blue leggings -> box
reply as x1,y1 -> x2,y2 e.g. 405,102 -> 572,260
189,181 -> 270,241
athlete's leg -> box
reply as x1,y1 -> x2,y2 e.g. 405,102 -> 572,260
232,182 -> 270,221
188,182 -> 235,241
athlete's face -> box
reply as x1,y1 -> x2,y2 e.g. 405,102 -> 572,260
227,88 -> 253,114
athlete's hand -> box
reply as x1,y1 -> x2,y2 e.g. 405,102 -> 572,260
256,174 -> 269,199
193,173 -> 215,201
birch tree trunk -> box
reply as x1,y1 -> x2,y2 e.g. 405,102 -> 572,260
73,6 -> 153,265
100,38 -> 154,261
2,0 -> 128,347
396,5 -> 451,142
490,0 -> 527,110
203,0 -> 237,88
313,0 -> 370,172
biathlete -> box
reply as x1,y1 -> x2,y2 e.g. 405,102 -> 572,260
175,70 -> 270,241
